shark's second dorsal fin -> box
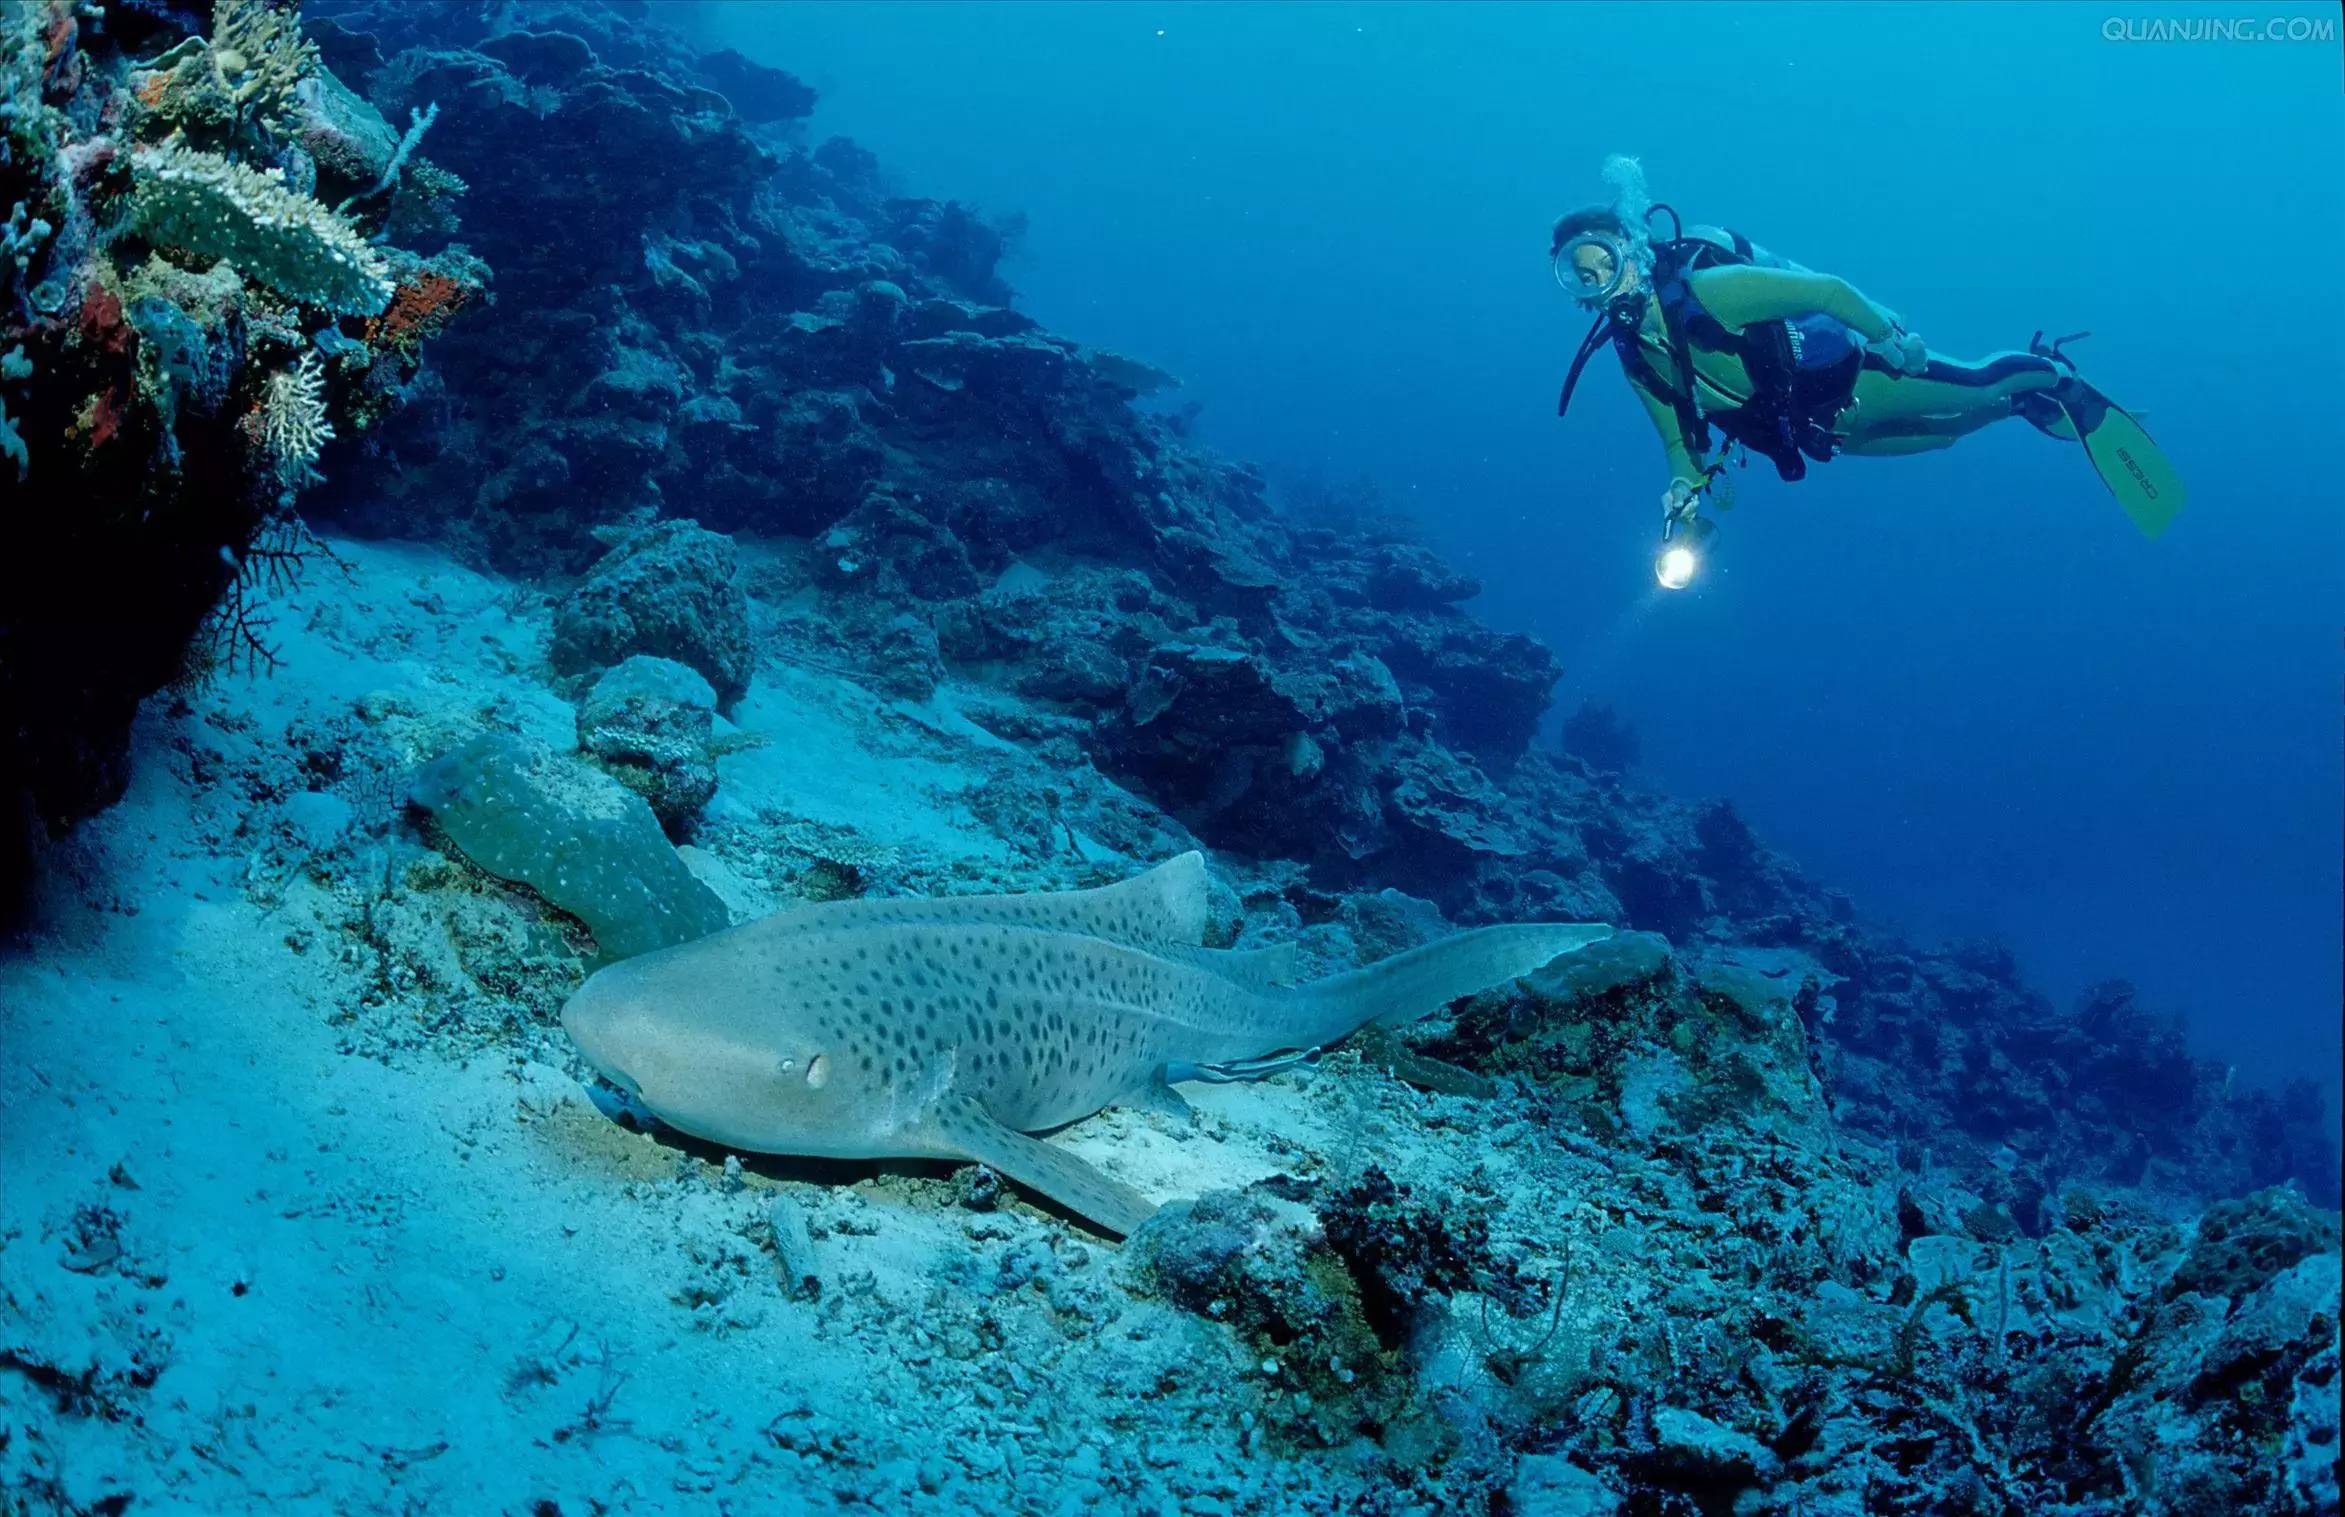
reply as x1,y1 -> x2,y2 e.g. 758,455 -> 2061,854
1282,923 -> 1616,1049
755,852 -> 1212,951
1162,939 -> 1302,991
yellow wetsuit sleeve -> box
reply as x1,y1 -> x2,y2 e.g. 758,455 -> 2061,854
1687,265 -> 1898,342
1626,370 -> 1710,488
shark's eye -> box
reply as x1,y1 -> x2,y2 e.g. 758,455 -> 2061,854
804,1054 -> 830,1090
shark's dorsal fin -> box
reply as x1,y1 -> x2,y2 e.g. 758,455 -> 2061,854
931,1094 -> 1157,1236
1162,939 -> 1302,991
1048,851 -> 1210,948
759,852 -> 1211,951
1277,923 -> 1616,1049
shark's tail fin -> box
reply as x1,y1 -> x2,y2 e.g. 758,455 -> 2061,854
1294,923 -> 1613,1044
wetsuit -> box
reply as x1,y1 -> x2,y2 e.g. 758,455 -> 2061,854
1619,235 -> 2073,492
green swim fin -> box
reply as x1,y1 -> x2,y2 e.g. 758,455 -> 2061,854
2052,377 -> 2186,539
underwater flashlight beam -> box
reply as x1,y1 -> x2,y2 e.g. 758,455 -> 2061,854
1654,513 -> 1715,590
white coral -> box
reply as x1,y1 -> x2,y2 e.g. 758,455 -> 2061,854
258,350 -> 333,483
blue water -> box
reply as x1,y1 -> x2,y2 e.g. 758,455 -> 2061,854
700,0 -> 2343,1105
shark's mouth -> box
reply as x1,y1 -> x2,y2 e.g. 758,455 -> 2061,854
583,1073 -> 660,1132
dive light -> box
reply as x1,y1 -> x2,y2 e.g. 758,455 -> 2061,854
1655,515 -> 1715,590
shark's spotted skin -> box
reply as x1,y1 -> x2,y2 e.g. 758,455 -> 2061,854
561,854 -> 1610,1234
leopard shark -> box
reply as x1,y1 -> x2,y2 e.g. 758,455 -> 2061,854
560,853 -> 1609,1234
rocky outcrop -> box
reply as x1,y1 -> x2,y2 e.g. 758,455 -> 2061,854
281,0 -> 2337,1228
0,0 -> 479,914
550,519 -> 754,706
575,655 -> 720,833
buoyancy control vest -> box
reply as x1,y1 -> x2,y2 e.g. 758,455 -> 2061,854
1558,219 -> 1866,484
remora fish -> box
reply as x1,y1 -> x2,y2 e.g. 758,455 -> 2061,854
560,854 -> 1609,1234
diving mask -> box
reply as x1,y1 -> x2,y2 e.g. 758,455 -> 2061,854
1553,231 -> 1637,306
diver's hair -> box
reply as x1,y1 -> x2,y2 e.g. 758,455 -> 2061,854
1549,206 -> 1627,257
1549,154 -> 1658,264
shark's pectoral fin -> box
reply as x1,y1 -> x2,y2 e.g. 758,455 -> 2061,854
931,1095 -> 1157,1237
1121,1077 -> 1197,1124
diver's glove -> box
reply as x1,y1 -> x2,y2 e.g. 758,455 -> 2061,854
1866,326 -> 1930,377
1661,477 -> 1704,525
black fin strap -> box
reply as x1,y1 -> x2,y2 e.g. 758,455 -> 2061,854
2029,328 -> 2093,369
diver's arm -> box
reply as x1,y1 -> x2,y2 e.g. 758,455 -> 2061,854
1686,265 -> 1900,342
1626,372 -> 1711,493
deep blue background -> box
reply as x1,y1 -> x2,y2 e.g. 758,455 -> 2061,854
697,1 -> 2342,1106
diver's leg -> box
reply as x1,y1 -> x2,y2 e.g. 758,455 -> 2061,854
1846,349 -> 2184,535
1840,427 -> 1964,457
1849,350 -> 2068,438
1839,390 -> 2000,455
1842,396 -> 2004,450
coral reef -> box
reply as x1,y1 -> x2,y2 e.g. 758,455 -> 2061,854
0,4 -> 2333,1514
1132,1184 -> 1416,1450
0,0 -> 480,914
138,0 -> 322,143
1558,697 -> 1641,777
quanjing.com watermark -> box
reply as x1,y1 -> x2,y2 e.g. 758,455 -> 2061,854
2102,14 -> 2335,42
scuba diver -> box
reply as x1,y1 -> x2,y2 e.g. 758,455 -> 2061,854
1553,158 -> 2184,588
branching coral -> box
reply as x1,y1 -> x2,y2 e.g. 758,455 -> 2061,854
212,0 -> 319,137
192,514 -> 338,680
254,349 -> 333,484
129,139 -> 392,315
335,101 -> 436,214
137,0 -> 318,143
